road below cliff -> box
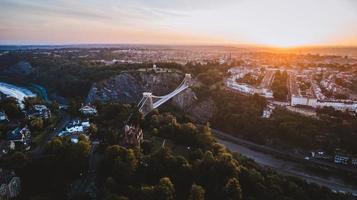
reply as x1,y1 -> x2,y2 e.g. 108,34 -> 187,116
213,129 -> 357,196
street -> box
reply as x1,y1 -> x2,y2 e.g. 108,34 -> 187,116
30,111 -> 71,155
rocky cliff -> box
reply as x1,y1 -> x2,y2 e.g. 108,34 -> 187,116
86,72 -> 182,103
87,72 -> 213,122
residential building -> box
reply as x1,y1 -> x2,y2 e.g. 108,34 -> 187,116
79,105 -> 97,116
0,111 -> 8,122
262,103 -> 275,118
352,158 -> 357,166
291,95 -> 318,107
123,125 -> 143,147
334,153 -> 350,165
7,127 -> 31,143
311,150 -> 332,160
0,169 -> 21,200
27,104 -> 51,119
58,120 -> 91,137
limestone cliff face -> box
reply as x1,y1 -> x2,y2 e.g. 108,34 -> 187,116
86,72 -> 182,104
171,88 -> 197,110
87,72 -> 213,123
188,98 -> 214,123
86,73 -> 143,104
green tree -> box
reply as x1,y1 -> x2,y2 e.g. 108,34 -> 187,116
24,97 -> 44,110
68,98 -> 81,116
188,184 -> 205,200
50,101 -> 60,113
0,151 -> 28,169
154,177 -> 175,200
29,117 -> 44,131
224,178 -> 242,200
0,97 -> 23,119
87,124 -> 98,137
102,145 -> 138,185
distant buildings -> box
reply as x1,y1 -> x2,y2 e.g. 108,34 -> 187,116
289,70 -> 357,112
291,96 -> 357,112
226,67 -> 274,99
0,168 -> 21,200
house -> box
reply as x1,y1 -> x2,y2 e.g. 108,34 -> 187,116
27,104 -> 51,119
262,103 -> 275,118
0,111 -> 8,122
123,125 -> 143,147
352,158 -> 357,166
79,105 -> 97,116
334,153 -> 350,165
58,120 -> 91,137
7,127 -> 31,143
311,150 -> 332,160
0,168 -> 21,200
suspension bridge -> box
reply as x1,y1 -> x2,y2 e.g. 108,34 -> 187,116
137,73 -> 192,116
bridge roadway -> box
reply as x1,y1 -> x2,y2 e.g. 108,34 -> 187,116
153,84 -> 188,109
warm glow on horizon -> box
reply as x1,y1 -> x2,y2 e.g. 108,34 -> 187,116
0,0 -> 357,47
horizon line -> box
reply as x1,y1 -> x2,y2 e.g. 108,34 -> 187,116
1,43 -> 357,50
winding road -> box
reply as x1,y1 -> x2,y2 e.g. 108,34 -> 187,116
213,129 -> 357,196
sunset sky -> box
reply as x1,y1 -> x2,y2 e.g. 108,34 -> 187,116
0,0 -> 357,47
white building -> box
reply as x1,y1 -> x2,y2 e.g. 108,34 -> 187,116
0,111 -> 8,122
262,104 -> 275,118
79,105 -> 97,116
291,95 -> 318,107
316,101 -> 357,112
291,95 -> 357,112
334,154 -> 350,165
27,104 -> 51,119
58,121 -> 91,137
352,158 -> 357,166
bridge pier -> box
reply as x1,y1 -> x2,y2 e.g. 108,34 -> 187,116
184,74 -> 193,86
140,92 -> 153,115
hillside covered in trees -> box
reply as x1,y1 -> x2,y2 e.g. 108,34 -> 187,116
0,104 -> 349,200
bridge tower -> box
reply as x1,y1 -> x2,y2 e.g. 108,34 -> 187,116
139,92 -> 153,115
184,73 -> 193,86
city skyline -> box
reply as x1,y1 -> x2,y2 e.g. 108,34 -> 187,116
1,0 -> 357,47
